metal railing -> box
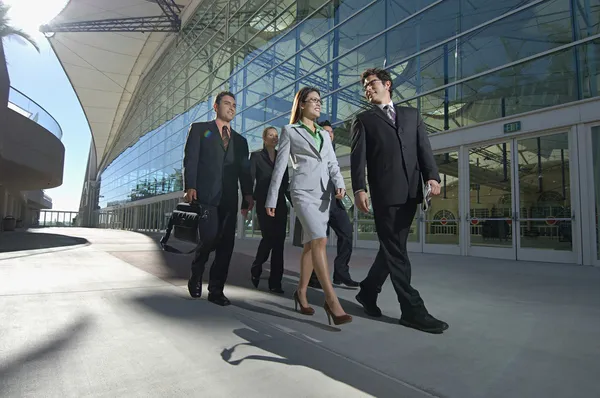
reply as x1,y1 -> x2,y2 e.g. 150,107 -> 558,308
36,211 -> 79,227
7,86 -> 63,140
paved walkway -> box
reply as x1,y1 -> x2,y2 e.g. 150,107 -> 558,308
1,228 -> 599,397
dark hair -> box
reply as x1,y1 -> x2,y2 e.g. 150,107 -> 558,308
290,87 -> 320,125
319,120 -> 332,128
215,91 -> 235,105
361,68 -> 393,97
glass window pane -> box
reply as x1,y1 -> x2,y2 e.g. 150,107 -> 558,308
592,126 -> 600,260
517,133 -> 572,251
425,152 -> 460,245
469,142 -> 513,248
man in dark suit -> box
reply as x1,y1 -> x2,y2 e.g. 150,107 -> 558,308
351,68 -> 449,334
308,120 -> 359,289
183,91 -> 254,306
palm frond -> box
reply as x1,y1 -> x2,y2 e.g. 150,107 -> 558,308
1,27 -> 40,52
0,2 -> 40,52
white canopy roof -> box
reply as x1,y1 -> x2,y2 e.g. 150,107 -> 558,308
47,0 -> 192,173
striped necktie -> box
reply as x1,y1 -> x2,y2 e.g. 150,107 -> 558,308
222,125 -> 230,149
384,105 -> 396,124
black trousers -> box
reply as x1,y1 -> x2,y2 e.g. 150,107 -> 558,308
251,200 -> 287,289
309,205 -> 353,281
361,199 -> 427,317
191,204 -> 237,295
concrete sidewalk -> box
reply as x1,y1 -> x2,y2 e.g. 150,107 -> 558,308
1,228 -> 599,398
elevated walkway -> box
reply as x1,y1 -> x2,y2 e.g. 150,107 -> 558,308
1,228 -> 599,397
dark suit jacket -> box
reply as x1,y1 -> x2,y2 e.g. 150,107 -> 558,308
350,105 -> 440,208
250,148 -> 291,208
182,120 -> 252,209
329,140 -> 345,211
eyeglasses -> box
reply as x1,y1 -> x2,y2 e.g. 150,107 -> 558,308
304,98 -> 322,105
363,79 -> 382,90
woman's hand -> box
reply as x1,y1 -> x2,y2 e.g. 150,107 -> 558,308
335,188 -> 346,199
266,207 -> 276,217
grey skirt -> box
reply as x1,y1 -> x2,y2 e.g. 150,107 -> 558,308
291,189 -> 331,245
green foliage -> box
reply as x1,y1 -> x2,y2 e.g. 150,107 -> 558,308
0,3 -> 40,52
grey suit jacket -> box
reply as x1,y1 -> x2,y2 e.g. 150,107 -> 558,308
266,123 -> 345,209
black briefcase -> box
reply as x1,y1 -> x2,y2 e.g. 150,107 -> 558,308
160,202 -> 209,253
172,202 -> 208,243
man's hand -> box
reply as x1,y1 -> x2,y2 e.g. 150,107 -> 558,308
355,191 -> 370,214
266,208 -> 276,217
244,195 -> 254,211
335,188 -> 346,199
241,209 -> 249,218
184,189 -> 197,203
427,180 -> 441,196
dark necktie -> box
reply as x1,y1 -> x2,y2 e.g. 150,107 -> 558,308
384,105 -> 396,125
222,125 -> 230,149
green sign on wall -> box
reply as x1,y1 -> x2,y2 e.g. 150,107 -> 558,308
503,121 -> 521,133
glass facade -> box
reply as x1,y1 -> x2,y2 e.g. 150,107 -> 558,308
98,0 -> 600,208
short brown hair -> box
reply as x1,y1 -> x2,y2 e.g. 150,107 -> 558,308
361,68 -> 393,97
290,87 -> 320,125
215,91 -> 235,105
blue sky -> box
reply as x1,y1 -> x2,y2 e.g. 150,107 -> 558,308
4,0 -> 90,211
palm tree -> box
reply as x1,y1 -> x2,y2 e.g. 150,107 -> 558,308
1,2 -> 40,109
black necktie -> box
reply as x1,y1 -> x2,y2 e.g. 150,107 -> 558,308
222,126 -> 230,149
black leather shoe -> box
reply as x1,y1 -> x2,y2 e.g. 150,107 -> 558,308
250,265 -> 261,289
333,277 -> 359,288
355,290 -> 382,317
399,313 -> 447,334
269,287 -> 284,294
251,276 -> 260,288
208,293 -> 231,306
187,275 -> 202,298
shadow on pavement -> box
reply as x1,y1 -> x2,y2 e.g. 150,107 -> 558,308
129,291 -> 340,332
0,231 -> 89,253
127,293 -> 429,398
0,315 -> 93,395
220,317 -> 431,398
119,233 -> 399,328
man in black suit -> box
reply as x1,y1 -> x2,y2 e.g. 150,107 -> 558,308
183,91 -> 254,306
308,120 -> 359,289
351,68 -> 449,334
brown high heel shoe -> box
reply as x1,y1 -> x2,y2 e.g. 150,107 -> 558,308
324,302 -> 352,326
293,290 -> 315,315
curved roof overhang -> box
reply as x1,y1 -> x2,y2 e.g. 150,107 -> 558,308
44,0 -> 193,175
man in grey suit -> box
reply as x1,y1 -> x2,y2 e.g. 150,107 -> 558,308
351,68 -> 449,334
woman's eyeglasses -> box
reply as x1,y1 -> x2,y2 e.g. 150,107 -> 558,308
304,98 -> 322,105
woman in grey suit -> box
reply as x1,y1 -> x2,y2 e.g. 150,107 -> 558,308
266,87 -> 352,326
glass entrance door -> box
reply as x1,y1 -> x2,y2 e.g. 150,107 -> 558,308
584,126 -> 600,266
467,132 -> 577,263
593,128 -> 600,266
514,133 -> 575,263
467,141 -> 515,259
421,151 -> 461,255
